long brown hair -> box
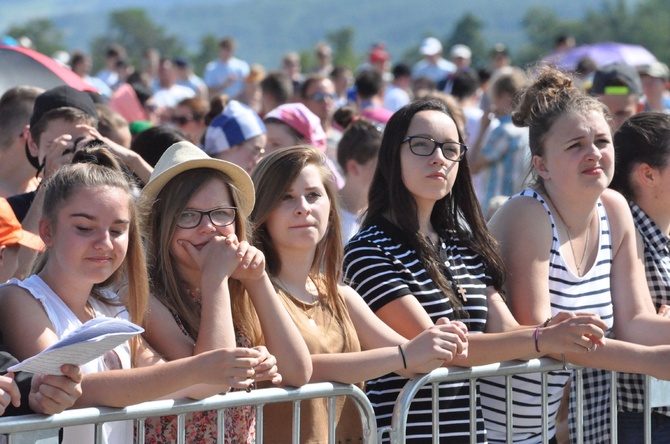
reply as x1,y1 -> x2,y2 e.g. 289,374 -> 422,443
364,98 -> 506,303
143,168 -> 261,344
250,146 -> 353,345
37,144 -> 148,361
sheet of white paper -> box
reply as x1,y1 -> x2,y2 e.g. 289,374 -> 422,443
8,317 -> 144,375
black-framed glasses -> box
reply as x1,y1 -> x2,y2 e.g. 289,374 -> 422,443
176,207 -> 237,229
308,92 -> 337,102
402,136 -> 467,162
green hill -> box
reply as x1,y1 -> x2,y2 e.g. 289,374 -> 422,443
0,0 -> 631,70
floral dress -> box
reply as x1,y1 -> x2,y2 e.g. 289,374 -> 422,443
142,312 -> 256,444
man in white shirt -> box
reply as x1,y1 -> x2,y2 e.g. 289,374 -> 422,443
203,37 -> 250,100
412,37 -> 456,84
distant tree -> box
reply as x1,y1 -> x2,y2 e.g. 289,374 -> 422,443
628,0 -> 670,63
444,13 -> 488,68
517,0 -> 670,68
515,6 -> 583,67
326,27 -> 359,71
583,0 -> 634,43
5,19 -> 66,57
90,8 -> 186,72
193,34 -> 219,76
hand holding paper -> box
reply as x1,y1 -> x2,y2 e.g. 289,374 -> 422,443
8,317 -> 143,375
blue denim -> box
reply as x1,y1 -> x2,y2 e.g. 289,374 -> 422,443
617,411 -> 670,444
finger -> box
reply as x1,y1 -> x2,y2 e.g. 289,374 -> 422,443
225,234 -> 239,247
60,364 -> 83,383
436,324 -> 468,342
236,241 -> 250,259
585,333 -> 606,347
228,357 -> 262,370
75,124 -> 99,136
435,338 -> 459,357
226,347 -> 262,359
251,345 -> 269,357
435,317 -> 451,325
248,253 -> 264,269
241,249 -> 261,269
226,377 -> 254,390
574,314 -> 608,330
178,240 -> 202,263
254,366 -> 279,381
4,373 -> 21,407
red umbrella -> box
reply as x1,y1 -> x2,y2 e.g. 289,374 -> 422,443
0,44 -> 97,97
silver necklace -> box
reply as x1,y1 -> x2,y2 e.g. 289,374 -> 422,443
545,193 -> 592,277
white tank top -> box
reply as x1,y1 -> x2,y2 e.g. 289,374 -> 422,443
5,275 -> 133,444
481,189 -> 614,443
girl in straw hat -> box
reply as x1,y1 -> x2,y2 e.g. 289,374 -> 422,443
140,141 -> 311,443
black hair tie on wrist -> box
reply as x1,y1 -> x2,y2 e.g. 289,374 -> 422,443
398,344 -> 407,369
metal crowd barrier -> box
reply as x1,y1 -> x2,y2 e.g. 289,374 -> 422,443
0,382 -> 378,444
386,357 -> 670,444
2,361 -> 669,444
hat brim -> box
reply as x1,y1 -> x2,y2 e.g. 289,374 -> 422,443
142,155 -> 255,218
17,229 -> 45,251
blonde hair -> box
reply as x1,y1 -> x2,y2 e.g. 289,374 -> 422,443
143,168 -> 261,344
37,145 -> 148,361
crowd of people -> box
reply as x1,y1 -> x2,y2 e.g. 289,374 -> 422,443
1,34 -> 670,444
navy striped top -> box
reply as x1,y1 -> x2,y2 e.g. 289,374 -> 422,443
343,216 -> 490,443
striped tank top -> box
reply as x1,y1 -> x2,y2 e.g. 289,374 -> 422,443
480,189 -> 614,443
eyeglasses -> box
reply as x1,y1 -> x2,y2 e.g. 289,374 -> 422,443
176,207 -> 237,229
402,136 -> 467,162
308,92 -> 337,102
171,115 -> 195,126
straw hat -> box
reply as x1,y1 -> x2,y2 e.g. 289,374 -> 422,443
141,141 -> 255,217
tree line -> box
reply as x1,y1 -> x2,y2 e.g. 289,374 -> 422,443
4,0 -> 669,74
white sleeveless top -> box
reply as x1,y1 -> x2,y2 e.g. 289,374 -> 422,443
480,189 -> 614,443
5,275 -> 133,444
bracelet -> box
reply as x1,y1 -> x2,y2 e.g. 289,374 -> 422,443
534,326 -> 541,353
398,344 -> 407,369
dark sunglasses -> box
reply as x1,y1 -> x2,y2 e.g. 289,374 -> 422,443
171,115 -> 196,126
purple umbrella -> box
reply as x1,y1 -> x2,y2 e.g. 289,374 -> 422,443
544,42 -> 657,70
0,44 -> 97,97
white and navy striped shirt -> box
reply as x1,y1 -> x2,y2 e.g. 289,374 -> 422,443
480,189 -> 614,444
617,203 -> 670,416
343,216 -> 490,443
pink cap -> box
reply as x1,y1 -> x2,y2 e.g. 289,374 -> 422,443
264,103 -> 327,153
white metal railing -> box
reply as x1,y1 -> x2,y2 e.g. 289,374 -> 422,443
0,382 -> 377,444
2,361 -> 669,444
387,358 -> 670,444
